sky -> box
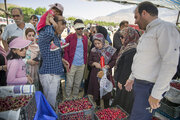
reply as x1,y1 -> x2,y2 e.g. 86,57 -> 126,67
0,0 -> 134,19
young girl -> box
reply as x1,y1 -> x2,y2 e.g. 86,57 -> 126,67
6,37 -> 33,85
24,28 -> 40,90
87,33 -> 117,109
37,3 -> 68,51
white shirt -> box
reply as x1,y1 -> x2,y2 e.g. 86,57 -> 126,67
129,18 -> 180,99
2,23 -> 34,41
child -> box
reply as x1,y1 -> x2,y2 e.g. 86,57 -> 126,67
6,37 -> 33,85
24,28 -> 40,90
87,33 -> 117,109
37,3 -> 68,51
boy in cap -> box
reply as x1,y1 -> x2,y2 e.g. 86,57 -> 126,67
37,3 -> 68,51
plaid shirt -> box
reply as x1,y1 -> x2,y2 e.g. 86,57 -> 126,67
38,25 -> 64,75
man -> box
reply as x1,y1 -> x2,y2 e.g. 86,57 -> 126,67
2,8 -> 34,51
125,1 -> 180,120
113,20 -> 128,52
38,14 -> 68,108
64,19 -> 88,99
29,15 -> 39,29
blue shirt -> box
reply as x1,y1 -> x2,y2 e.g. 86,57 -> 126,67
72,38 -> 84,66
38,25 -> 64,75
106,34 -> 112,44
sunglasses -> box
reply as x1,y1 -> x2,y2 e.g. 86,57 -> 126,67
58,19 -> 66,25
77,28 -> 84,30
12,15 -> 20,18
19,47 -> 28,52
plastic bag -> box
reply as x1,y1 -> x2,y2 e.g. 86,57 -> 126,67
100,68 -> 113,98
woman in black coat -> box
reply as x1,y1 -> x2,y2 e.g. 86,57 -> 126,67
112,27 -> 139,114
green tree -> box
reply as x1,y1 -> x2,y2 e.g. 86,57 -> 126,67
21,7 -> 35,22
67,17 -> 76,21
35,7 -> 46,15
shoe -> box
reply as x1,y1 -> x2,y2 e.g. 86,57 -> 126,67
61,41 -> 69,49
50,41 -> 60,51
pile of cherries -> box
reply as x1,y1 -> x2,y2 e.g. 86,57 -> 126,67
170,82 -> 180,90
58,97 -> 93,120
152,116 -> 160,120
0,95 -> 32,112
96,107 -> 127,120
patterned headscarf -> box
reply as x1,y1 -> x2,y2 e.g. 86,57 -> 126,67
92,33 -> 116,64
115,27 -> 139,69
120,27 -> 139,46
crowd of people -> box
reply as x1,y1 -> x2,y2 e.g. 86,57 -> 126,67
0,1 -> 180,120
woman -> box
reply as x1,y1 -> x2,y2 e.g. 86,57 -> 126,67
88,33 -> 117,109
0,38 -> 7,86
24,28 -> 40,90
112,27 -> 139,114
6,37 -> 33,85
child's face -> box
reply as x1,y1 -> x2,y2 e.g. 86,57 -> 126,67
13,47 -> 28,57
94,40 -> 103,49
26,32 -> 35,42
51,8 -> 62,16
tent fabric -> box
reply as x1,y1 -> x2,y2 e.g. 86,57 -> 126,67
34,91 -> 58,120
99,0 -> 180,10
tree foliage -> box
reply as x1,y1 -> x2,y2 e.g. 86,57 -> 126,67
0,6 -> 118,26
34,7 -> 46,15
0,6 -> 46,22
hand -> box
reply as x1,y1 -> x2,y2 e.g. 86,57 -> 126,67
118,82 -> 122,90
97,71 -> 104,78
62,58 -> 70,72
124,79 -> 134,92
27,75 -> 33,84
28,60 -> 38,65
148,95 -> 160,109
93,62 -> 101,69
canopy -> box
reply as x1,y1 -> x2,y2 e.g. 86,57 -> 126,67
95,0 -> 180,25
96,0 -> 180,10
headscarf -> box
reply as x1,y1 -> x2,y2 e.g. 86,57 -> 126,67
23,28 -> 39,58
91,33 -> 116,64
115,27 -> 139,69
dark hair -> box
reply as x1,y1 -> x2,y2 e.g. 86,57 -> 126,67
96,26 -> 108,39
7,36 -> 18,45
6,48 -> 21,60
137,1 -> 158,16
30,15 -> 39,21
74,19 -> 83,25
25,28 -> 36,37
11,8 -> 23,15
119,20 -> 129,27
0,27 -> 2,34
51,7 -> 63,16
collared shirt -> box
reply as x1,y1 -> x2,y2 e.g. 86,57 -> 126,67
129,18 -> 180,99
38,25 -> 64,75
72,38 -> 84,66
2,23 -> 34,40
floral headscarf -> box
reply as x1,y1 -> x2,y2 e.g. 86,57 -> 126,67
91,33 -> 116,64
115,27 -> 140,69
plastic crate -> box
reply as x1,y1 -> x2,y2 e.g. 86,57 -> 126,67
94,105 -> 129,120
58,96 -> 95,120
158,98 -> 180,119
155,109 -> 180,120
20,94 -> 37,120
